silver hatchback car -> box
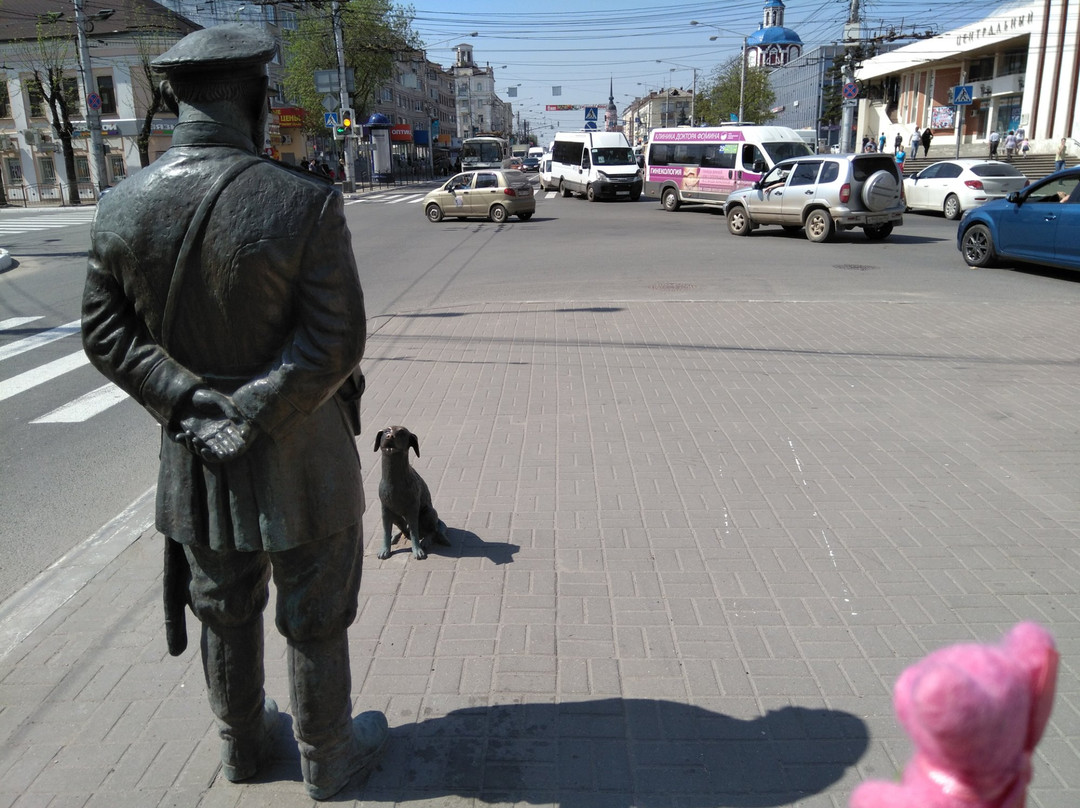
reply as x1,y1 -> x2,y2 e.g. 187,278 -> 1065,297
423,169 -> 535,223
724,153 -> 904,242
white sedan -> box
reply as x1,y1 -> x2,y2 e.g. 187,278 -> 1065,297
903,159 -> 1028,220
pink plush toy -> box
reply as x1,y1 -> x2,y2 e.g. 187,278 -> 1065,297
851,622 -> 1058,808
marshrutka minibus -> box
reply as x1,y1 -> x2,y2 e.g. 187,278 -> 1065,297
644,125 -> 814,212
461,135 -> 511,170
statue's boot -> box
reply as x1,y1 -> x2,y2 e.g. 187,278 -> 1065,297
289,633 -> 389,800
202,617 -> 280,781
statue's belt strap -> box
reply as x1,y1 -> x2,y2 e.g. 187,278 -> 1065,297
161,156 -> 263,350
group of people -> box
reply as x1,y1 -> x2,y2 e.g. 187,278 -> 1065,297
301,157 -> 346,181
861,128 -> 933,173
988,129 -> 1031,159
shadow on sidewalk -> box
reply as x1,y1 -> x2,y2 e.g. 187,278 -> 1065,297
375,528 -> 518,565
350,698 -> 869,806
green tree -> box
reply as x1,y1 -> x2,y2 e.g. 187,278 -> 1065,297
694,56 -> 776,126
283,0 -> 417,137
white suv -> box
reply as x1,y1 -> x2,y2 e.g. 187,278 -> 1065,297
724,154 -> 904,242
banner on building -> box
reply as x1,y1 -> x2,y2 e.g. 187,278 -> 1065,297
931,105 -> 955,129
391,125 -> 413,142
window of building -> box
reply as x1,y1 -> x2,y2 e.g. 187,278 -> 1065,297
999,50 -> 1026,77
39,156 -> 56,184
27,79 -> 46,118
95,74 -> 116,114
6,157 -> 22,183
109,154 -> 126,180
0,81 -> 9,118
967,56 -> 995,82
75,155 -> 91,182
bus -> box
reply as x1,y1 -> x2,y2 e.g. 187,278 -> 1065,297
461,136 -> 511,170
643,125 -> 814,212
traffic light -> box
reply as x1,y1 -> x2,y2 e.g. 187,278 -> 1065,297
335,108 -> 354,139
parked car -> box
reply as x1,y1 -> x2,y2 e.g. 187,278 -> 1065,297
422,169 -> 535,223
521,157 -> 540,173
724,153 -> 904,242
904,159 -> 1029,220
957,167 -> 1080,271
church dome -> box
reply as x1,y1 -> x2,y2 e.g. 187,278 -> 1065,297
746,25 -> 803,47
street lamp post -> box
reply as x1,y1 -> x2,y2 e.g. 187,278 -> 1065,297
690,20 -> 748,124
656,60 -> 698,125
73,0 -> 110,196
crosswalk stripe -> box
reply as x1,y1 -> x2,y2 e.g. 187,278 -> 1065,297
0,350 -> 89,402
0,316 -> 44,330
31,382 -> 128,423
0,320 -> 82,363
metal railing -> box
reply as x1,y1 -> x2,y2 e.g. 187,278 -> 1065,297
2,181 -> 102,207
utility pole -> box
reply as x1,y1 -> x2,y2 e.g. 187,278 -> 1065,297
839,0 -> 861,154
331,1 -> 355,192
73,0 -> 107,195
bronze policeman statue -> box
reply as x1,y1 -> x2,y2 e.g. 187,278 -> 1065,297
81,24 -> 386,800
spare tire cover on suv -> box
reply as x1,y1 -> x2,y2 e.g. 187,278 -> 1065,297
861,170 -> 900,212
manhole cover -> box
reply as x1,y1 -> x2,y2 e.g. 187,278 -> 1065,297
650,282 -> 696,290
835,264 -> 876,271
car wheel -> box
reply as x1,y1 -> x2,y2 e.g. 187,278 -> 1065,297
560,181 -> 572,198
490,204 -> 508,223
863,223 -> 894,240
518,212 -> 533,221
943,194 -> 962,220
804,209 -> 834,242
961,223 -> 997,267
587,184 -> 598,202
662,188 -> 680,212
425,203 -> 443,223
726,206 -> 751,236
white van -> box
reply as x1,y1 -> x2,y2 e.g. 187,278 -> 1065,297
549,131 -> 643,201
644,125 -> 815,211
527,145 -> 545,159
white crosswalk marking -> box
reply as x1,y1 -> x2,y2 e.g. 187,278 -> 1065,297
0,350 -> 89,402
32,383 -> 128,423
0,208 -> 97,236
0,320 -> 81,362
0,316 -> 44,330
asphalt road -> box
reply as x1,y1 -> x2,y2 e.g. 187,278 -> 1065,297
2,186 -> 1078,602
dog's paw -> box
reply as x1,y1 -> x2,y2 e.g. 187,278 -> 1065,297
433,520 -> 451,546
377,547 -> 392,560
412,546 -> 428,560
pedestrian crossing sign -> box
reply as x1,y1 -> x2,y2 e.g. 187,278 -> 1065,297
951,85 -> 974,105
584,107 -> 598,121
324,112 -> 339,128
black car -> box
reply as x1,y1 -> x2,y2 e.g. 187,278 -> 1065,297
520,157 -> 540,173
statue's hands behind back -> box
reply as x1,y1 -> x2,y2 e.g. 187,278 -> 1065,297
173,388 -> 258,463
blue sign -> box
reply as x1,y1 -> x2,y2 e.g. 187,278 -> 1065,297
951,85 -> 974,105
584,121 -> 597,130
842,82 -> 858,99
584,107 -> 598,121
87,92 -> 102,111
324,112 -> 339,128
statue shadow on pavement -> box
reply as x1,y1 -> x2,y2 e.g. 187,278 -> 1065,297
253,698 -> 867,805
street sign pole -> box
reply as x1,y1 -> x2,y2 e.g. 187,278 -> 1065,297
331,1 -> 355,192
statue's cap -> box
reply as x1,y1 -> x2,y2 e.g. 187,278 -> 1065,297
152,24 -> 275,76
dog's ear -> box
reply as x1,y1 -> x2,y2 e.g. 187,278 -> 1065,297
409,433 -> 420,457
373,430 -> 385,452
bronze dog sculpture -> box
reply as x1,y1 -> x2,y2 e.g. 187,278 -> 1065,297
374,426 -> 450,559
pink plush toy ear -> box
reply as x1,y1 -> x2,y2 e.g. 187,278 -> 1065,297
1002,622 -> 1059,751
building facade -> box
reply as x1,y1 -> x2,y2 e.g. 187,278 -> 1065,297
0,0 -> 198,203
767,44 -> 845,150
854,0 -> 1078,154
452,43 -> 512,140
367,56 -> 458,173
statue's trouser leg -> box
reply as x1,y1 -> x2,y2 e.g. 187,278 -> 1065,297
184,544 -> 272,773
269,526 -> 364,786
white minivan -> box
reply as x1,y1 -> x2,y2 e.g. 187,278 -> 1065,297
644,125 -> 815,211
549,131 -> 643,201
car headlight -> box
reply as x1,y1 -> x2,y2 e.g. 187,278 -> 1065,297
596,170 -> 609,180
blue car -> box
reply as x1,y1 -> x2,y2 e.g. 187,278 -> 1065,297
958,167 -> 1080,271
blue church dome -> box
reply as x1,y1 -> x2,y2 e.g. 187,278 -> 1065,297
746,25 -> 803,47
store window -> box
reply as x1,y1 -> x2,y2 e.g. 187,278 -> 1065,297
95,74 -> 116,114
6,157 -> 22,183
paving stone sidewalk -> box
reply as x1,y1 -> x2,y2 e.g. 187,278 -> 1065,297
1,300 -> 1078,807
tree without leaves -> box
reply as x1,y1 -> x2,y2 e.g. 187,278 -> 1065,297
283,0 -> 417,137
12,29 -> 83,204
693,56 -> 777,127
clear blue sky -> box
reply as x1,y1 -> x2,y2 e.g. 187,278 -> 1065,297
409,0 -> 995,139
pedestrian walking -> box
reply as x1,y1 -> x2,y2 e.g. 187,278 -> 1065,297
1004,130 -> 1017,157
1020,138 -> 1030,157
910,129 -> 921,158
1055,137 -> 1068,172
894,144 -> 906,175
879,131 -> 886,153
921,127 -> 933,158
82,24 -> 387,802
894,132 -> 903,153
989,130 -> 1001,158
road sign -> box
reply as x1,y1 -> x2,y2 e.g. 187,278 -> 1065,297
86,92 -> 102,111
842,82 -> 858,99
322,94 -> 337,112
584,107 -> 598,121
324,112 -> 339,129
951,85 -> 974,105
584,121 -> 597,131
